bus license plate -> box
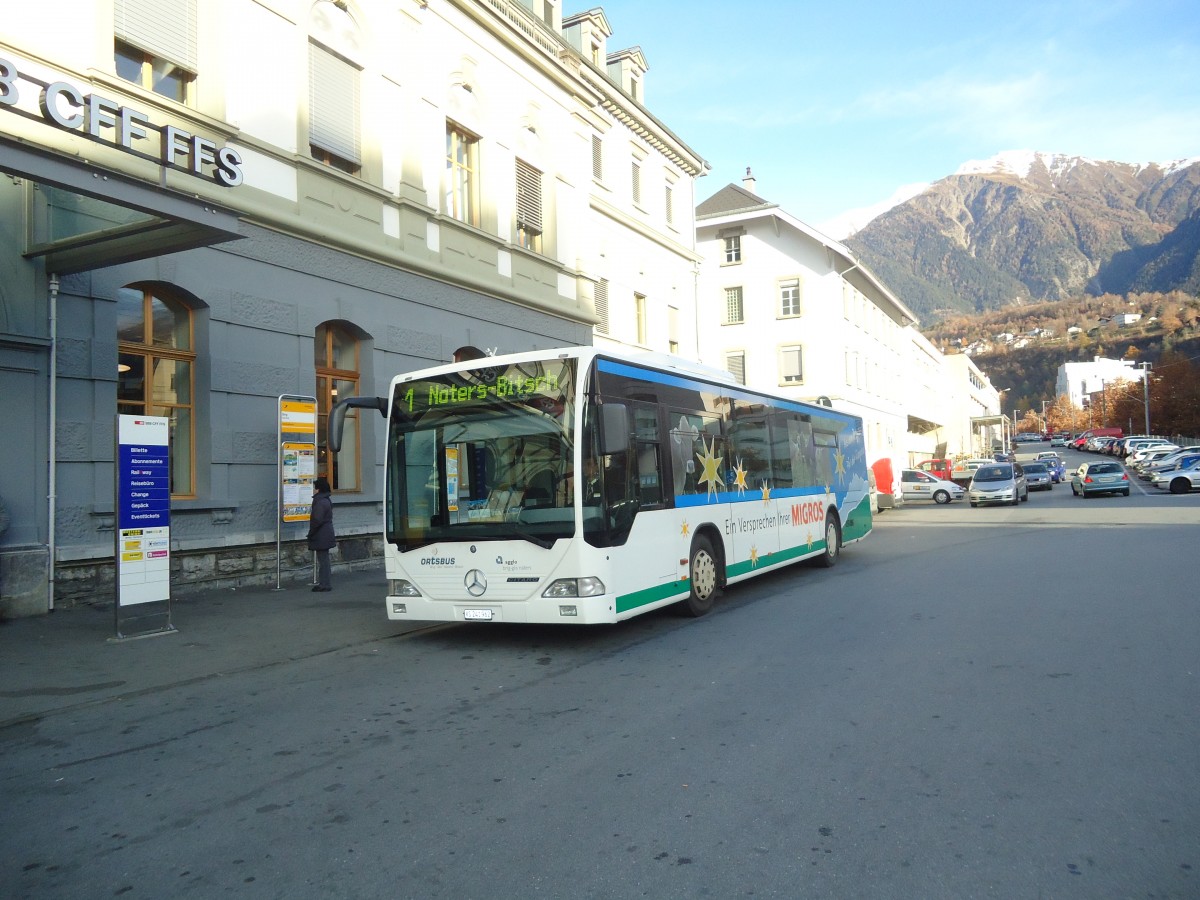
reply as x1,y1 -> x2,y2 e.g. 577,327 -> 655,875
463,609 -> 493,621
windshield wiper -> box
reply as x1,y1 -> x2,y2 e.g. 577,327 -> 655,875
509,527 -> 556,550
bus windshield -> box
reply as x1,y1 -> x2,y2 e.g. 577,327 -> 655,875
385,358 -> 577,550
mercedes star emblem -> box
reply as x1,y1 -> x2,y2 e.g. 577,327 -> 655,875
465,569 -> 487,597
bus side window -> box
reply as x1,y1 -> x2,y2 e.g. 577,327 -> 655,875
729,402 -> 771,490
631,403 -> 662,508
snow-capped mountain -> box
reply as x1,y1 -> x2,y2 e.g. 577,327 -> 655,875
841,151 -> 1200,320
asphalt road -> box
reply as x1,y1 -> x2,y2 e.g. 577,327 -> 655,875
3,448 -> 1198,898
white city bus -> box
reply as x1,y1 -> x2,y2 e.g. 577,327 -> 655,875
335,346 -> 872,625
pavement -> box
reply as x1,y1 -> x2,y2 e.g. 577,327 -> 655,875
0,568 -> 428,729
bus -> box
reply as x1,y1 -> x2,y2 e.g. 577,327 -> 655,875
333,346 -> 873,625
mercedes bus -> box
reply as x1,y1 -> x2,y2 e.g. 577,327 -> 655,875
332,346 -> 873,625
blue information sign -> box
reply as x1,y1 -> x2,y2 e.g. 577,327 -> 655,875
116,416 -> 172,609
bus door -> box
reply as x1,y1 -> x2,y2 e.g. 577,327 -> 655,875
728,401 -> 778,565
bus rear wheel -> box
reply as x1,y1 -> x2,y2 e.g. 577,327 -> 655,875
678,535 -> 719,617
817,514 -> 841,568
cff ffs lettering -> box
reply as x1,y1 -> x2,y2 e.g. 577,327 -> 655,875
0,55 -> 242,186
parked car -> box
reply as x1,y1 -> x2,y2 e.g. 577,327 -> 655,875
1151,460 -> 1200,494
1121,437 -> 1173,459
914,458 -> 955,483
1021,461 -> 1053,490
1050,435 -> 1068,447
900,469 -> 965,504
1138,449 -> 1200,480
1128,445 -> 1179,467
1034,452 -> 1066,482
968,462 -> 1028,507
1071,461 -> 1131,497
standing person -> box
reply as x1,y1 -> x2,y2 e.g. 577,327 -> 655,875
307,477 -> 335,592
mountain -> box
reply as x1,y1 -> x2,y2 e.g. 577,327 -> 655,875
843,151 -> 1200,322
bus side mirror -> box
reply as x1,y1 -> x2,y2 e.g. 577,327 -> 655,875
329,396 -> 387,452
600,403 -> 629,455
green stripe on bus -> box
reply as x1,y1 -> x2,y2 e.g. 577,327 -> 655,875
616,579 -> 690,613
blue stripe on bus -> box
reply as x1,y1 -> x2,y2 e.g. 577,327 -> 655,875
596,358 -> 858,424
673,485 -> 836,507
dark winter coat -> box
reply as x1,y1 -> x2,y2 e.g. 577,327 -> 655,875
307,491 -> 335,550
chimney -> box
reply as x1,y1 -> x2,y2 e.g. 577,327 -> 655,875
742,166 -> 756,193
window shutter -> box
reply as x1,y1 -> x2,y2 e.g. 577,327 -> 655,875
665,184 -> 674,225
309,43 -> 361,164
631,161 -> 641,204
781,346 -> 803,382
594,278 -> 610,334
115,0 -> 197,71
724,287 -> 743,324
515,160 -> 543,233
591,135 -> 603,180
726,352 -> 746,385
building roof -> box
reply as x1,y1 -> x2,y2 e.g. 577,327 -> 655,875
696,183 -> 776,218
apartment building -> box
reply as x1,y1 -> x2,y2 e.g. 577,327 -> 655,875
0,0 -> 706,616
695,173 -> 1002,493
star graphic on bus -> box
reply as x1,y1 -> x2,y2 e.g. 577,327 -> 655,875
834,448 -> 847,483
750,545 -> 759,567
733,457 -> 749,496
760,480 -> 771,503
696,437 -> 724,501
806,529 -> 815,552
681,519 -> 690,536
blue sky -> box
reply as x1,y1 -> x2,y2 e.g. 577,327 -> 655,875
585,0 -> 1200,233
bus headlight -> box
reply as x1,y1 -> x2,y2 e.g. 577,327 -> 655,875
542,577 -> 605,598
390,579 -> 421,597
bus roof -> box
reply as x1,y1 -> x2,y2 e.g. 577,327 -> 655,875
393,346 -> 736,387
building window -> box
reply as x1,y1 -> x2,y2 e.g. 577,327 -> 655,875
515,159 -> 543,252
117,285 -> 195,497
723,235 -> 741,264
631,161 -> 642,205
635,293 -> 647,344
591,135 -> 603,180
725,351 -> 746,384
113,0 -> 197,103
780,345 -> 803,383
779,277 -> 801,317
664,183 -> 674,226
723,287 -> 744,325
446,123 -> 480,226
594,278 -> 610,334
309,42 -> 361,175
315,323 -> 360,492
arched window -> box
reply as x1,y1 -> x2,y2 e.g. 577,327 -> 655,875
316,322 -> 360,491
117,285 -> 195,497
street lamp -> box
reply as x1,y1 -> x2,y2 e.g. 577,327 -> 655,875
1138,362 -> 1152,435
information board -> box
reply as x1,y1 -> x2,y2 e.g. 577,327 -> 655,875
116,415 -> 171,607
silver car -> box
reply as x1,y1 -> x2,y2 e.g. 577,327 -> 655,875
968,462 -> 1029,507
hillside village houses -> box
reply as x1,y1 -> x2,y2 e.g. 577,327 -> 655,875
0,0 -> 1002,619
695,173 -> 1004,500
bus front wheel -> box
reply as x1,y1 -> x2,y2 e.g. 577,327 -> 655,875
817,514 -> 841,568
678,535 -> 720,617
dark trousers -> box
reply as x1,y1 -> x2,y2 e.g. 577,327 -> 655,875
315,549 -> 332,590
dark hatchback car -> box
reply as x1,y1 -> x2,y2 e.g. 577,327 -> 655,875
1021,461 -> 1053,490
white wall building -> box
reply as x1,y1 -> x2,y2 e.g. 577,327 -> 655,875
1056,357 -> 1145,408
694,174 -> 1002,496
0,0 -> 707,615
